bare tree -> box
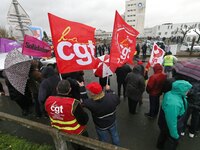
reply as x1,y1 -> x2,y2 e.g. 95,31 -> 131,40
0,26 -> 9,38
0,26 -> 16,40
194,28 -> 200,44
179,24 -> 194,43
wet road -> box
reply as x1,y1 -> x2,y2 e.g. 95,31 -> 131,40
0,57 -> 200,150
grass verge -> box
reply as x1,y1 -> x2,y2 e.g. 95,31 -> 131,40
0,132 -> 53,150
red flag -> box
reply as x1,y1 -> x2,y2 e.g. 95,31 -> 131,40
48,13 -> 97,73
145,43 -> 165,70
110,11 -> 139,72
22,35 -> 51,58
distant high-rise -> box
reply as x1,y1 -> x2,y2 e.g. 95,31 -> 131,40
125,0 -> 146,36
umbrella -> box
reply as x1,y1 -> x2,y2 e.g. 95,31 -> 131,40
4,49 -> 32,95
93,54 -> 113,78
174,59 -> 200,81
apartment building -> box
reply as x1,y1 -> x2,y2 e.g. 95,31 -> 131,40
125,0 -> 146,36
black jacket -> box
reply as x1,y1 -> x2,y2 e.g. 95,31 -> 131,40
80,86 -> 120,129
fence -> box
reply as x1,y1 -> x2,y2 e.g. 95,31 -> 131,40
0,112 -> 128,150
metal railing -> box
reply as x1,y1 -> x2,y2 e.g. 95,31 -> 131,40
0,112 -> 128,150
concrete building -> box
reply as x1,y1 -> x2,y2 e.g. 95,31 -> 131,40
95,29 -> 112,45
144,22 -> 200,41
125,0 -> 146,37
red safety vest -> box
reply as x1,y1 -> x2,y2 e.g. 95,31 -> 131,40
45,96 -> 85,135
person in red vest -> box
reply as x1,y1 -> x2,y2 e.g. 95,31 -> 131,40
45,79 -> 89,149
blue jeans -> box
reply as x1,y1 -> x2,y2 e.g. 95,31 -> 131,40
95,122 -> 120,146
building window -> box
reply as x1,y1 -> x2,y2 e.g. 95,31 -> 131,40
165,32 -> 168,35
171,31 -> 174,34
158,26 -> 160,30
158,32 -> 161,35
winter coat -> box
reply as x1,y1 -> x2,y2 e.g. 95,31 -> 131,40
80,86 -> 120,129
38,67 -> 60,104
161,80 -> 192,139
125,65 -> 145,101
115,64 -> 132,84
146,64 -> 167,96
187,81 -> 200,110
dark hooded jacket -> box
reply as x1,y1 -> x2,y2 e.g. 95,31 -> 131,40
115,64 -> 132,84
125,65 -> 145,101
38,67 -> 60,104
146,63 -> 167,96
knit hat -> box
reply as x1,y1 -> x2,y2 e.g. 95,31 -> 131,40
57,80 -> 71,95
86,82 -> 102,94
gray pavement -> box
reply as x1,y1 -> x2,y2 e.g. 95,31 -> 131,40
1,57 -> 200,150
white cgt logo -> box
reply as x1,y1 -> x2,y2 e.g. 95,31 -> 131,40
57,40 -> 95,65
50,101 -> 63,114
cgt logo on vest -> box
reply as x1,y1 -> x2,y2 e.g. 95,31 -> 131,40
51,101 -> 63,114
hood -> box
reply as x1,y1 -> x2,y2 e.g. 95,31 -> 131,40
153,63 -> 163,73
132,65 -> 142,74
41,66 -> 56,78
171,80 -> 192,96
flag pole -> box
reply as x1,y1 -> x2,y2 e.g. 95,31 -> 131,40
106,76 -> 109,85
59,73 -> 63,80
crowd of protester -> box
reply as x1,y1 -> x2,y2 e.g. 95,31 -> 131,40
0,42 -> 200,150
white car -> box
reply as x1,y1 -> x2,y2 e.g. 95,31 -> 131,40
40,57 -> 56,68
180,42 -> 200,51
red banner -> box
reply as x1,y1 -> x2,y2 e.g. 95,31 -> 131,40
110,11 -> 139,72
48,13 -> 97,73
22,35 -> 51,58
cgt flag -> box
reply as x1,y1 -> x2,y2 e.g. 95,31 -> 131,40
145,43 -> 165,71
22,35 -> 51,58
48,13 -> 97,74
110,11 -> 139,72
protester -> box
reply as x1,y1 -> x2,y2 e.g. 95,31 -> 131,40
183,81 -> 200,138
38,66 -> 60,116
5,73 -> 33,116
125,65 -> 145,114
61,71 -> 85,100
157,80 -> 192,150
135,43 -> 140,59
163,51 -> 177,78
145,63 -> 167,118
28,60 -> 43,118
141,42 -> 147,60
79,82 -> 120,146
45,80 -> 89,149
115,64 -> 132,98
137,60 -> 148,105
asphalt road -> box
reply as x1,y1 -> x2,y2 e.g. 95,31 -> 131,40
0,57 -> 200,150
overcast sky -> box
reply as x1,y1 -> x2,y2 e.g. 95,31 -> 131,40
1,0 -> 200,35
